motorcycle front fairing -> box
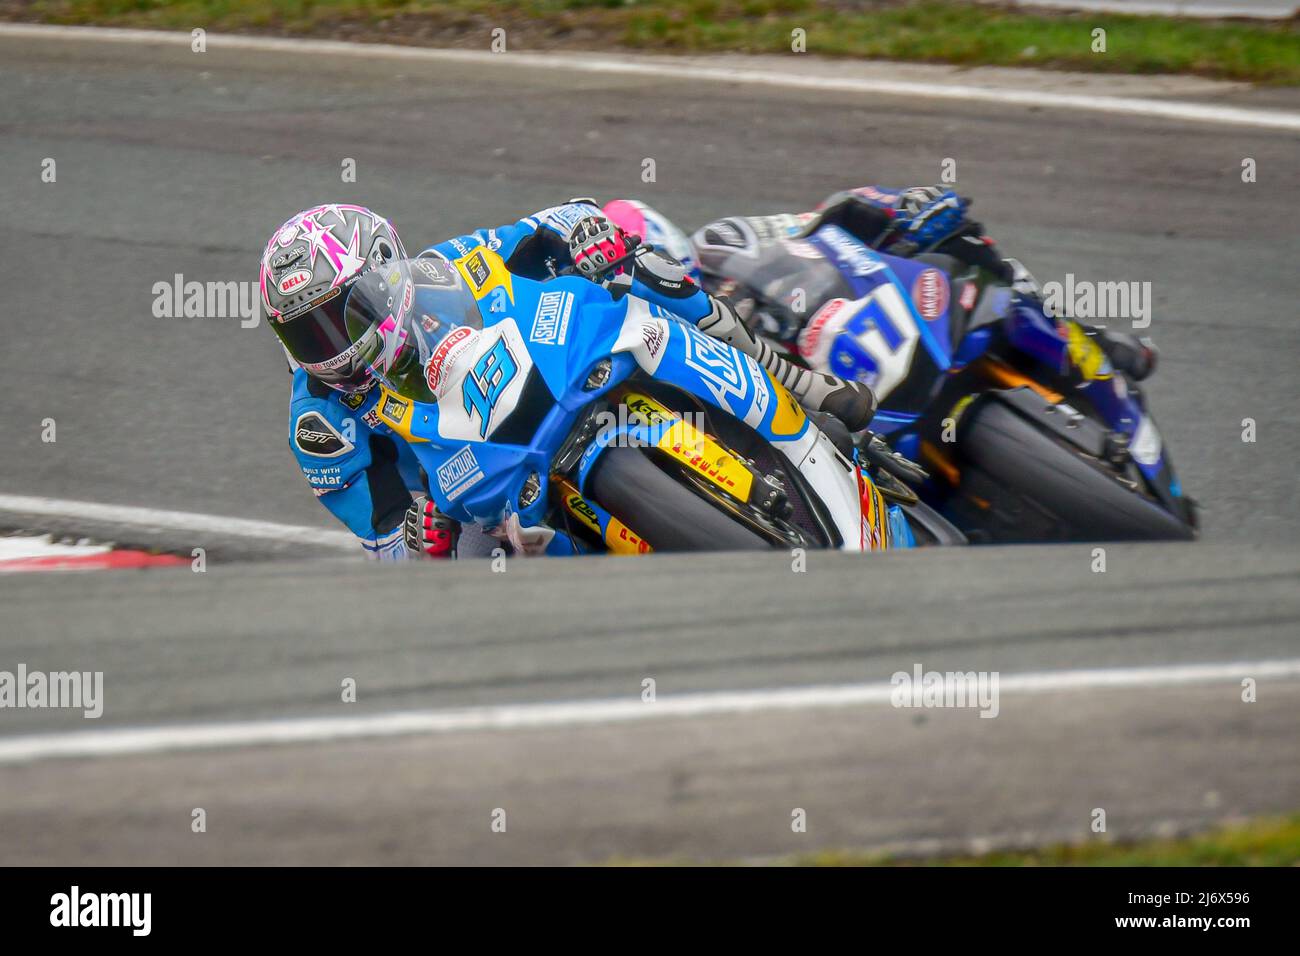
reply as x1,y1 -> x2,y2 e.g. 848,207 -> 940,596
364,245 -> 889,551
371,262 -> 635,532
1002,295 -> 1187,516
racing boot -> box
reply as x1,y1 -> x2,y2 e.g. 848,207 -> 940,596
1006,258 -> 1157,381
1089,327 -> 1158,381
697,295 -> 877,432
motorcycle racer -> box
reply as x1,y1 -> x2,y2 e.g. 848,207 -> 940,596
261,200 -> 876,560
692,185 -> 1158,385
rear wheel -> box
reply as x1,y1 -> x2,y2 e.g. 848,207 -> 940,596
587,446 -> 770,552
959,400 -> 1194,542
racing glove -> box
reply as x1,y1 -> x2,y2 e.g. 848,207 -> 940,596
570,214 -> 701,301
892,185 -> 970,247
810,185 -> 970,250
568,214 -> 633,279
401,496 -> 460,559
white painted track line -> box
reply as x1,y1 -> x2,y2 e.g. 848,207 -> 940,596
0,493 -> 355,549
2,23 -> 1298,131
0,534 -> 110,562
1,658 -> 1296,764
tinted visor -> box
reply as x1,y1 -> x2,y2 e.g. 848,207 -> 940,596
273,284 -> 378,391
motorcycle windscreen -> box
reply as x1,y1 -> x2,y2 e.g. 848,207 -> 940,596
710,243 -> 850,340
344,255 -> 486,402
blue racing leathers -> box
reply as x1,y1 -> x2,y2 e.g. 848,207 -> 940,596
287,368 -> 427,559
288,200 -> 713,558
424,200 -> 715,323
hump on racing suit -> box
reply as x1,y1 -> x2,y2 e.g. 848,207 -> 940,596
424,199 -> 714,323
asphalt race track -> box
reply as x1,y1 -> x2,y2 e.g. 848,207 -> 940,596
0,29 -> 1297,864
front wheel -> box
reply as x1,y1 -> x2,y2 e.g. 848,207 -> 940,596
958,400 -> 1195,542
586,447 -> 770,552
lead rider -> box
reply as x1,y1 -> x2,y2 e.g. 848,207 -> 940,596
260,200 -> 876,560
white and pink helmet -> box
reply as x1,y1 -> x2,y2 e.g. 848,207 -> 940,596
601,199 -> 701,284
260,204 -> 412,392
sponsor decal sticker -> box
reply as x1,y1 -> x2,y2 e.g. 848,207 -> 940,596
529,290 -> 574,346
279,285 -> 339,322
454,247 -> 512,304
380,392 -> 409,425
799,297 -> 851,360
1066,321 -> 1112,381
293,411 -> 353,458
414,257 -> 458,288
270,247 -> 306,271
912,268 -> 950,322
625,394 -> 673,427
340,390 -> 367,411
425,326 -> 476,395
543,204 -> 590,233
959,281 -> 978,312
302,337 -> 363,373
681,322 -> 749,410
464,251 -> 491,291
817,225 -> 887,277
565,493 -> 602,535
277,268 -> 313,296
640,322 -> 666,360
437,445 -> 485,502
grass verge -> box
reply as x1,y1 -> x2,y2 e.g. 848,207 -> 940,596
6,0 -> 1300,84
795,813 -> 1300,866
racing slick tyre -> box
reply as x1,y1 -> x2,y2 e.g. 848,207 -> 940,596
588,446 -> 770,552
959,400 -> 1195,542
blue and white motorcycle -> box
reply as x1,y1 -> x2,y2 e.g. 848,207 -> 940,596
350,248 -> 931,555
